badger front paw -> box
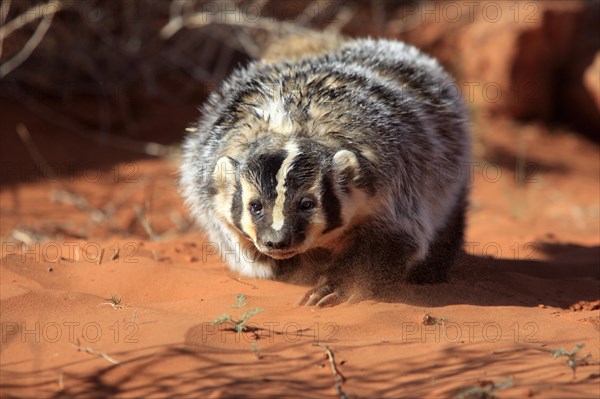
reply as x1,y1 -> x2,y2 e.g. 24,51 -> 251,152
296,276 -> 344,307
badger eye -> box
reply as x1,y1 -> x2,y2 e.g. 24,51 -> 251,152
299,197 -> 315,211
249,201 -> 263,216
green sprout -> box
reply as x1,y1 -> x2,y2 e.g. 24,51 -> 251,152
212,294 -> 264,333
551,343 -> 591,378
98,295 -> 123,310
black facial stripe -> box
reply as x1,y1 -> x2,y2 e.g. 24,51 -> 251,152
283,152 -> 319,200
231,179 -> 246,236
273,149 -> 312,221
245,152 -> 286,202
321,173 -> 342,234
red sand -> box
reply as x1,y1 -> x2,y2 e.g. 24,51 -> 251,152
1,104 -> 599,397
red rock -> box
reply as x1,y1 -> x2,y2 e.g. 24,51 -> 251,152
388,1 -> 599,137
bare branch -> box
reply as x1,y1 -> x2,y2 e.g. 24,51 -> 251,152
0,0 -> 12,59
71,339 -> 120,365
160,3 -> 313,40
315,343 -> 348,399
15,124 -> 57,180
0,0 -> 62,78
0,0 -> 62,40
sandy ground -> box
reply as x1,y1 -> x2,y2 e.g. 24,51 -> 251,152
1,100 -> 599,398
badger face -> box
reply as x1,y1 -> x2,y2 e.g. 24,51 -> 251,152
213,139 -> 361,260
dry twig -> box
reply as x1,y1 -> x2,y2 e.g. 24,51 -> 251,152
133,204 -> 159,240
96,247 -> 105,265
315,343 -> 348,399
71,338 -> 119,365
15,124 -> 57,180
0,0 -> 12,59
0,0 -> 63,77
160,2 -> 314,40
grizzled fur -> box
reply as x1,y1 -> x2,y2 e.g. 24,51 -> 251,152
180,38 -> 471,296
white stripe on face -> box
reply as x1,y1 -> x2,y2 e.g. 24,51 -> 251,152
271,141 -> 301,231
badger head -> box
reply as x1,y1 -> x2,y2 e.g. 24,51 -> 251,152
212,139 -> 363,260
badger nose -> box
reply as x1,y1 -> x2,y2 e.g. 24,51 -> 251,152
262,231 -> 291,250
265,237 -> 291,250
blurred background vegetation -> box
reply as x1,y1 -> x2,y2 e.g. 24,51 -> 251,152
0,0 -> 598,172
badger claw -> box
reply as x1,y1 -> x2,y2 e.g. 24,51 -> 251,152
314,292 -> 340,307
296,279 -> 342,307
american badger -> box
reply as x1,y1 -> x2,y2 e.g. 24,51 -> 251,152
180,38 -> 471,306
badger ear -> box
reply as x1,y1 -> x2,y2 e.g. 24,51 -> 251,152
213,156 -> 238,187
332,149 -> 359,183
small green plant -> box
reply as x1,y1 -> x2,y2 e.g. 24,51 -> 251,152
107,295 -> 122,306
98,295 -> 123,310
423,314 -> 454,341
551,343 -> 591,378
212,294 -> 263,333
422,314 -> 448,326
455,378 -> 513,399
